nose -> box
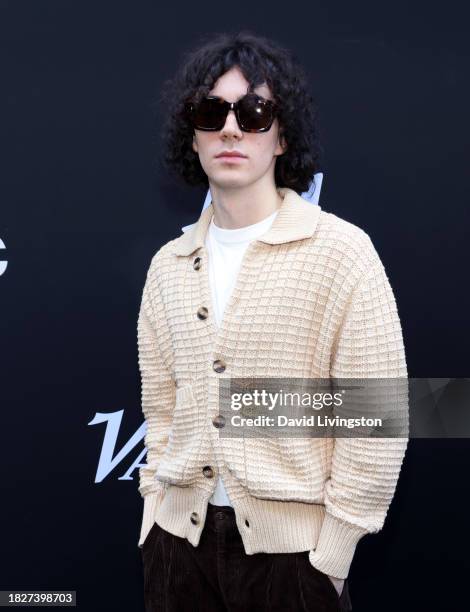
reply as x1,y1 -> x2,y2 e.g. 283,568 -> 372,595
220,108 -> 242,137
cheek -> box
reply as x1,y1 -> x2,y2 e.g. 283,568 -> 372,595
251,134 -> 280,160
195,134 -> 218,159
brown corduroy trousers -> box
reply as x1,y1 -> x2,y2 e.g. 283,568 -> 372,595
141,503 -> 353,612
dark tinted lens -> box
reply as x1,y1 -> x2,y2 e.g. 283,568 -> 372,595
238,94 -> 274,131
192,97 -> 226,130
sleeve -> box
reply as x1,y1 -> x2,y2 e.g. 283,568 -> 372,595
308,239 -> 409,579
136,263 -> 176,548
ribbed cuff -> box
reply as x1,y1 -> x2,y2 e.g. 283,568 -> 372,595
308,512 -> 368,579
137,488 -> 166,549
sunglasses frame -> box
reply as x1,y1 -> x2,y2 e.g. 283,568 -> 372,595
185,93 -> 279,133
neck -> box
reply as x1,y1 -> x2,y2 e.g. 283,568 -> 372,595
209,181 -> 283,229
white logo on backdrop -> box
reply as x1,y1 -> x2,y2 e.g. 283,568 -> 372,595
0,238 -> 7,276
88,411 -> 146,483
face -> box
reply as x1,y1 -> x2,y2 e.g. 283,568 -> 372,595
191,66 -> 287,190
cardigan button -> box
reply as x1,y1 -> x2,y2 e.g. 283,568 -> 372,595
197,306 -> 209,320
190,512 -> 200,525
213,359 -> 226,373
193,256 -> 202,270
202,465 -> 214,478
212,415 -> 226,429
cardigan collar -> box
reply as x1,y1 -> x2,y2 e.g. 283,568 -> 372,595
173,186 -> 322,256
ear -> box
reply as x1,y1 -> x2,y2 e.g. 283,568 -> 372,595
192,133 -> 198,154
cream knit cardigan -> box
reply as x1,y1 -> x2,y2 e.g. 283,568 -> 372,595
136,186 -> 408,579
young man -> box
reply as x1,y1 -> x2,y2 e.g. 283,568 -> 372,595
137,31 -> 408,612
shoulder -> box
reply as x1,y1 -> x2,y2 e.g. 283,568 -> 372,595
140,237 -> 182,296
315,208 -> 384,276
317,209 -> 375,254
147,236 -> 181,270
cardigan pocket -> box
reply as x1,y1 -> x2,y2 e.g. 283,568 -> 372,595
154,384 -> 202,487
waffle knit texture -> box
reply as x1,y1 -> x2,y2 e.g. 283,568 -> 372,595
136,186 -> 409,579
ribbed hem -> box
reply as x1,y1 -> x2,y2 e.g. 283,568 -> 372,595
150,481 -> 328,554
308,512 -> 368,579
233,495 -> 326,554
137,489 -> 166,549
137,481 -> 368,576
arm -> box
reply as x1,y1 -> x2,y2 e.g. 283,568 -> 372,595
309,237 -> 409,579
136,262 -> 176,548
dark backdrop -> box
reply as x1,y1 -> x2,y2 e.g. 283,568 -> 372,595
1,1 -> 469,611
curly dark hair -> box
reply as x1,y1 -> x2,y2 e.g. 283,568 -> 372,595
154,30 -> 324,195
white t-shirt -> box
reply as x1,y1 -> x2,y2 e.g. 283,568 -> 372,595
205,207 -> 280,506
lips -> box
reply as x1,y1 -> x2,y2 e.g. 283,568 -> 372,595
216,151 -> 247,158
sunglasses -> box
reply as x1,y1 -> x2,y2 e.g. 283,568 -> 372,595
185,93 -> 279,133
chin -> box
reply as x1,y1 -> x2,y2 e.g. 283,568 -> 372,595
209,175 -> 251,189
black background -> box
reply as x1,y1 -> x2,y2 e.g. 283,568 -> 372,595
1,1 -> 469,610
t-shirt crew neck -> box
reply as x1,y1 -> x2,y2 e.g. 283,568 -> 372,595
208,208 -> 279,243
